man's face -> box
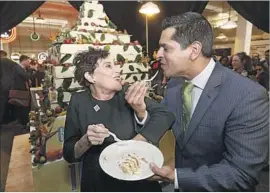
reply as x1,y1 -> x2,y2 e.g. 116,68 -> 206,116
156,27 -> 191,78
22,58 -> 31,68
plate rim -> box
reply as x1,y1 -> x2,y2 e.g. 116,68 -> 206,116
99,140 -> 164,181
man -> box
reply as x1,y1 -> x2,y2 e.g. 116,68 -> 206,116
257,49 -> 269,91
12,55 -> 36,132
0,50 -> 16,124
150,12 -> 269,191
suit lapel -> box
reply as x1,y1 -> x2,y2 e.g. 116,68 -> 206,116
183,63 -> 223,146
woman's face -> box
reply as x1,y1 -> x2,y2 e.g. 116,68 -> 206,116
91,55 -> 122,92
232,55 -> 243,70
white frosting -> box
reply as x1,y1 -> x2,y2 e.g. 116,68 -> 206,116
50,44 -> 143,64
79,18 -> 108,27
82,2 -> 105,19
123,73 -> 149,83
49,0 -> 149,87
52,66 -> 76,79
69,31 -> 130,44
76,25 -> 116,33
53,77 -> 82,89
120,62 -> 149,74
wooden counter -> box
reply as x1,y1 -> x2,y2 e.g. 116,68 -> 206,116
5,134 -> 35,192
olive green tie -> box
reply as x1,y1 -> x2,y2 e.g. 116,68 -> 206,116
182,82 -> 194,131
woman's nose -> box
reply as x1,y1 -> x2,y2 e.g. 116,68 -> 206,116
115,65 -> 121,74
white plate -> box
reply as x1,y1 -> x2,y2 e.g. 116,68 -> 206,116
99,140 -> 164,181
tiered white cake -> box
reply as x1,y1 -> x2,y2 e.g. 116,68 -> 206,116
48,0 -> 149,105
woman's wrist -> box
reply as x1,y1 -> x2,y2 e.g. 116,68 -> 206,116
74,134 -> 92,159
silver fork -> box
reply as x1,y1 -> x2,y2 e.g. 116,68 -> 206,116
123,70 -> 160,92
144,70 -> 159,82
108,131 -> 122,142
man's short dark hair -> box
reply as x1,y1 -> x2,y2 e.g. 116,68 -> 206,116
162,12 -> 213,58
19,55 -> 30,63
73,49 -> 109,87
0,50 -> 7,58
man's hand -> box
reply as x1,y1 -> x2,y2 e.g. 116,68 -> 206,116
149,163 -> 175,182
125,81 -> 147,119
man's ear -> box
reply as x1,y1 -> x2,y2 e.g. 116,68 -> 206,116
84,72 -> 96,84
190,41 -> 202,61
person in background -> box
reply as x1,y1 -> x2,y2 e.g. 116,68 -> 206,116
11,55 -> 37,132
257,50 -> 269,91
150,12 -> 268,191
219,56 -> 230,68
63,50 -> 175,192
232,52 -> 256,80
30,60 -> 45,87
252,53 -> 261,67
0,50 -> 17,124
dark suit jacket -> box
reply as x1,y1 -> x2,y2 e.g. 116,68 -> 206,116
163,62 -> 269,191
0,58 -> 16,92
12,65 -> 35,91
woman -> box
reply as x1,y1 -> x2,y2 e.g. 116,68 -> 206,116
63,50 -> 175,192
219,56 -> 230,68
232,52 -> 254,79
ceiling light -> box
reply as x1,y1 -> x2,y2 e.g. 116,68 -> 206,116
220,6 -> 237,29
216,33 -> 227,39
220,19 -> 237,29
218,13 -> 229,19
139,2 -> 160,16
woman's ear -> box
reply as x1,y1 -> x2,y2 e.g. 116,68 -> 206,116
84,72 -> 96,84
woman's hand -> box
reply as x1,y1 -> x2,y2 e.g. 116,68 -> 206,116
86,124 -> 109,145
125,81 -> 147,119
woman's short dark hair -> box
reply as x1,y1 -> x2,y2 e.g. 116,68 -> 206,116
162,12 -> 213,58
73,49 -> 109,87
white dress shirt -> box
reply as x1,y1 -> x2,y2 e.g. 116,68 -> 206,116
175,58 -> 216,189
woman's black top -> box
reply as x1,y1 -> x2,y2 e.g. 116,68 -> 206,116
63,89 -> 175,192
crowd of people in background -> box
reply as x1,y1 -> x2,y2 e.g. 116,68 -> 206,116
0,50 -> 45,134
149,49 -> 269,96
217,49 -> 269,91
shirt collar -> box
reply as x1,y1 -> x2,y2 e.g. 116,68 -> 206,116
190,58 -> 216,90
